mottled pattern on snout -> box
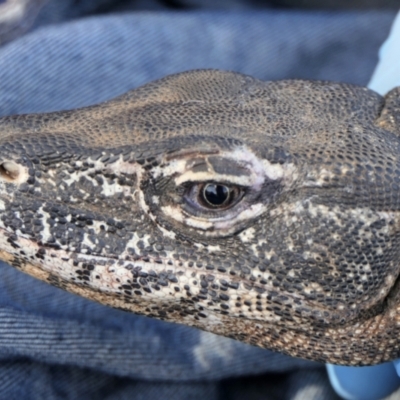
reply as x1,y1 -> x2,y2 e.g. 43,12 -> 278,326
0,69 -> 400,366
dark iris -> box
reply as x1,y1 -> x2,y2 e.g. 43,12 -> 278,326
202,183 -> 231,207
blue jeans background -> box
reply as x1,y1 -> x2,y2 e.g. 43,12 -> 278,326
0,6 -> 397,399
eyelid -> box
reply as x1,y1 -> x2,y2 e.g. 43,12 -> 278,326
174,170 -> 259,187
181,179 -> 249,189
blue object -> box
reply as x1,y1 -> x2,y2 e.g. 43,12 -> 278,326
393,360 -> 400,377
368,10 -> 400,95
327,363 -> 400,400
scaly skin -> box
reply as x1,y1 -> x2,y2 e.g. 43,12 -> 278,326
0,70 -> 400,365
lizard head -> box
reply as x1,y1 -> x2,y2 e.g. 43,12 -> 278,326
0,69 -> 400,365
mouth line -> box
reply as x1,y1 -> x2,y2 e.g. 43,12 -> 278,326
2,226 -> 389,329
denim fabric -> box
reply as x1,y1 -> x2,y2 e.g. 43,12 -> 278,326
0,8 -> 397,400
0,11 -> 395,117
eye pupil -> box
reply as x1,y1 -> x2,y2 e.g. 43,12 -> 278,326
203,184 -> 230,207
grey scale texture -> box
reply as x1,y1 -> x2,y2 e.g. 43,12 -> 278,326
1,69 -> 400,367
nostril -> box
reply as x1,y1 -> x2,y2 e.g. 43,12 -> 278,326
0,161 -> 20,181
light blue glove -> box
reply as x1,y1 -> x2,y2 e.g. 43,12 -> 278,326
327,10 -> 400,400
368,10 -> 400,95
327,363 -> 400,400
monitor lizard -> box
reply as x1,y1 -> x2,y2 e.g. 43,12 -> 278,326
0,69 -> 399,366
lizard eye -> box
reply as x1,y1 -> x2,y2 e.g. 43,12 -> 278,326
202,183 -> 232,207
190,183 -> 243,210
